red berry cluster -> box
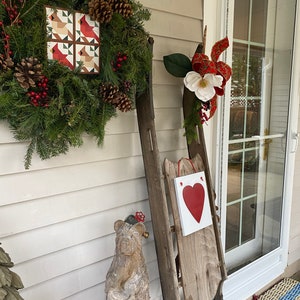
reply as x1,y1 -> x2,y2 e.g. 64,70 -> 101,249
1,0 -> 24,24
111,52 -> 128,72
27,76 -> 50,107
0,28 -> 12,56
135,211 -> 145,223
0,0 -> 24,58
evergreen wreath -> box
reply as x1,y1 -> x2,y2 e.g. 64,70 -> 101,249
0,0 -> 151,169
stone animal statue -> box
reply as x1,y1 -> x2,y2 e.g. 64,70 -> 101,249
105,220 -> 150,300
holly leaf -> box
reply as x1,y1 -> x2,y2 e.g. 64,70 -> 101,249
163,53 -> 192,77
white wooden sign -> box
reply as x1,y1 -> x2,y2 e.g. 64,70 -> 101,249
174,171 -> 212,236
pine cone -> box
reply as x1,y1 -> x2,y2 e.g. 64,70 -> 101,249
99,82 -> 120,103
0,55 -> 14,72
14,57 -> 43,90
110,0 -> 133,18
88,0 -> 113,24
114,92 -> 132,112
122,80 -> 132,93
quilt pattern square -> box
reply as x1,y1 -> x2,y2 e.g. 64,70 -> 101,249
46,6 -> 100,74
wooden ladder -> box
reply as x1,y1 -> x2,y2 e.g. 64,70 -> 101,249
136,38 -> 226,299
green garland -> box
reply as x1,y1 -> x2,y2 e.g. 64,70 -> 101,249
0,0 -> 151,168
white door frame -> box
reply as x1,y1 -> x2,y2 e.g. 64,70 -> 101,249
204,0 -> 300,298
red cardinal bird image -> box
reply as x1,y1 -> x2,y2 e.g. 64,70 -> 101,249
79,15 -> 99,43
78,46 -> 99,72
48,10 -> 73,40
51,43 -> 74,70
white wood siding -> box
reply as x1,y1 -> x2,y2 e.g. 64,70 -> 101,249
0,1 -> 203,299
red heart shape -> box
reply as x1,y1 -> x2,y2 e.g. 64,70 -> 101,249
182,183 -> 205,223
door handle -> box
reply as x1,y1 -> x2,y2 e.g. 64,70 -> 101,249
228,133 -> 284,145
252,129 -> 285,160
251,133 -> 284,140
291,132 -> 300,153
263,129 -> 271,160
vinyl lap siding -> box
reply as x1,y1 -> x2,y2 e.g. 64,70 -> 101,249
0,1 -> 203,299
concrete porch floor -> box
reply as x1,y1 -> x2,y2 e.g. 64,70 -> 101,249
292,270 -> 300,281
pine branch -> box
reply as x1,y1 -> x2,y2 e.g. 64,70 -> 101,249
183,99 -> 203,144
24,138 -> 36,169
19,0 -> 43,20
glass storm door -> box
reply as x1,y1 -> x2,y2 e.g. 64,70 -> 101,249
221,0 -> 297,273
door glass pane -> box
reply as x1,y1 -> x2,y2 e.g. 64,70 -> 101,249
242,197 -> 256,243
243,154 -> 258,196
233,0 -> 250,40
231,43 -> 247,98
251,0 -> 268,43
226,203 -> 240,250
225,0 -> 296,272
248,46 -> 264,97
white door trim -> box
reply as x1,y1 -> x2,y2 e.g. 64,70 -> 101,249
281,0 -> 300,265
204,0 -> 300,298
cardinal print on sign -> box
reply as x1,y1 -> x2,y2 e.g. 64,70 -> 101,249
46,6 -> 100,74
174,171 -> 212,236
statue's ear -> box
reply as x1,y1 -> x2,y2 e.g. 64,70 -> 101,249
133,222 -> 146,236
114,220 -> 125,232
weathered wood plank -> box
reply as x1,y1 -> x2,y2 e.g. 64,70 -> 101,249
136,38 -> 180,300
164,155 -> 223,300
182,88 -> 227,293
179,38 -> 226,297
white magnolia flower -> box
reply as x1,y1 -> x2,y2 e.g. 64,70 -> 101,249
184,71 -> 223,101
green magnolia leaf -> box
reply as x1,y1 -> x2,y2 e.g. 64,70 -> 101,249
163,53 -> 192,77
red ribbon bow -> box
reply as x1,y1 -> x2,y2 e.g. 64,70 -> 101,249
191,37 -> 232,121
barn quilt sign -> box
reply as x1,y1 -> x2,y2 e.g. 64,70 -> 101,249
46,6 -> 100,73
